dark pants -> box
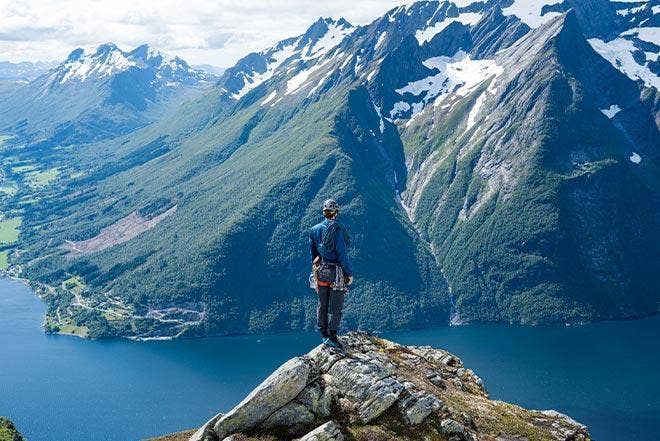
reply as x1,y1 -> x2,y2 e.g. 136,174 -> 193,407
317,286 -> 345,332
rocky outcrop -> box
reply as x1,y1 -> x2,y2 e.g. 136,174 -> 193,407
189,332 -> 590,441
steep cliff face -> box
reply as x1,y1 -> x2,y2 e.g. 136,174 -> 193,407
160,333 -> 590,441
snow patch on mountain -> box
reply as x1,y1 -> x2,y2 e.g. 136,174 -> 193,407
59,46 -> 136,83
228,19 -> 354,100
616,4 -> 647,17
393,51 -> 503,120
588,37 -> 660,89
373,103 -> 385,134
286,58 -> 333,95
465,90 -> 488,131
375,32 -> 388,50
302,20 -> 355,61
622,27 -> 660,46
502,0 -> 562,28
415,12 -> 482,44
261,90 -> 277,105
232,39 -> 299,99
600,104 -> 621,118
307,68 -> 335,97
340,54 -> 353,70
390,101 -> 411,118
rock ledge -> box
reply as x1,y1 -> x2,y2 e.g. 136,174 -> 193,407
190,332 -> 590,441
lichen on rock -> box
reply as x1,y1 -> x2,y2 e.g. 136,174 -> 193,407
189,332 -> 591,441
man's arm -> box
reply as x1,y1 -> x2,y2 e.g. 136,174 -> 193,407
309,230 -> 320,263
334,231 -> 353,277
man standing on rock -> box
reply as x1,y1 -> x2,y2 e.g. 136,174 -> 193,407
309,199 -> 353,350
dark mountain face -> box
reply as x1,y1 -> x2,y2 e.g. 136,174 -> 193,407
2,1 -> 658,338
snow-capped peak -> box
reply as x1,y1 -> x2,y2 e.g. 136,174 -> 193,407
226,17 -> 355,100
298,17 -> 355,60
51,43 -> 208,87
59,43 -> 137,84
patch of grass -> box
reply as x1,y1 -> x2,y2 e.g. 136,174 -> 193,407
27,167 -> 60,188
144,430 -> 196,441
0,252 -> 8,270
0,217 -> 21,244
63,276 -> 85,292
0,182 -> 17,196
0,134 -> 13,150
58,324 -> 90,338
18,196 -> 39,206
10,164 -> 36,174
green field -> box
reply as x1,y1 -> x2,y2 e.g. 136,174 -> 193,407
0,134 -> 12,149
11,164 -> 36,174
63,276 -> 85,293
58,324 -> 90,338
0,251 -> 8,270
0,217 -> 21,244
0,182 -> 17,196
27,167 -> 60,188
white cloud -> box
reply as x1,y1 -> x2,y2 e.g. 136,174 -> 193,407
0,0 -> 408,67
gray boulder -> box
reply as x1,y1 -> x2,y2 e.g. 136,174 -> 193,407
295,421 -> 343,441
398,389 -> 443,425
212,357 -> 314,438
189,412 -> 223,441
325,354 -> 404,423
262,401 -> 315,430
441,418 -> 466,436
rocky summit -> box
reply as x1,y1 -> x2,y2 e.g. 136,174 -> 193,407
187,332 -> 590,441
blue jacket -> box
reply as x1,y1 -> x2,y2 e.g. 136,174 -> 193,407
309,219 -> 353,277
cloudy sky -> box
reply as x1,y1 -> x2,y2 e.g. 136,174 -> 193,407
0,0 -> 411,67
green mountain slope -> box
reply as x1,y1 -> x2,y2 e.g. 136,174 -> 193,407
399,12 -> 660,324
12,70 -> 449,338
1,1 -> 658,338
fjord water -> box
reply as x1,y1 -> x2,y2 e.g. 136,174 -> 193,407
1,278 -> 658,441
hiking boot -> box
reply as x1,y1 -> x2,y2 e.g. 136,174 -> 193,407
327,331 -> 345,352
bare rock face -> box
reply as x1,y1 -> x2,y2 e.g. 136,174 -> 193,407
190,332 -> 591,441
212,357 -> 314,439
295,421 -> 343,441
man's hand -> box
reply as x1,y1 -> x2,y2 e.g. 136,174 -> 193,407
346,276 -> 353,286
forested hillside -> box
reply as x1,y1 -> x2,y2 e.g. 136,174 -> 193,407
1,0 -> 658,338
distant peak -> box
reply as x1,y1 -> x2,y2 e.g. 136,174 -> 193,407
335,17 -> 353,29
130,44 -> 152,58
544,9 -> 584,45
65,48 -> 85,62
304,17 -> 331,40
94,42 -> 120,55
130,44 -> 166,64
304,16 -> 354,41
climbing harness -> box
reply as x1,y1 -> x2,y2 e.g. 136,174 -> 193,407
310,260 -> 348,292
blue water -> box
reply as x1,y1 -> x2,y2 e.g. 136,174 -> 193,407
1,278 -> 658,441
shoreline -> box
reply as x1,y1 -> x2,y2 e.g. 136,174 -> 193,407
2,274 -> 659,342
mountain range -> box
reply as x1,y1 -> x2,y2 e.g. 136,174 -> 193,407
0,43 -> 216,145
0,0 -> 658,339
0,60 -> 58,101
